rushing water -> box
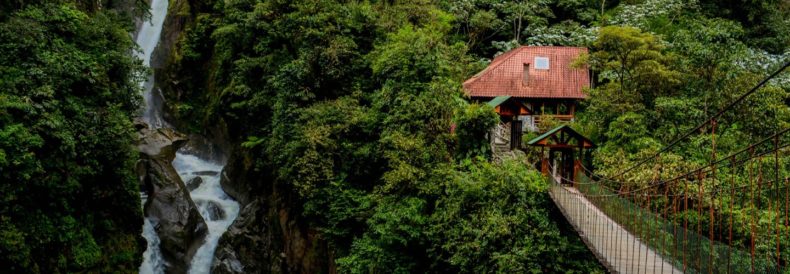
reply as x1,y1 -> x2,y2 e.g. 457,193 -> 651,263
136,0 -> 240,273
135,0 -> 169,129
137,0 -> 169,272
174,154 -> 240,273
139,193 -> 165,274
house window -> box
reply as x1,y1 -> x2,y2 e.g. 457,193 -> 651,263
523,63 -> 529,85
558,103 -> 568,114
535,57 -> 549,70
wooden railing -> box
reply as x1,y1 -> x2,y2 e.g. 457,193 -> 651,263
532,114 -> 574,125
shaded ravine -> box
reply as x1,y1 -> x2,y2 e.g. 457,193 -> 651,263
136,0 -> 239,273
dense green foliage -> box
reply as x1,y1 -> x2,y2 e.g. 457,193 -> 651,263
159,0 -> 790,272
3,0 -> 788,272
163,0 -> 608,272
580,2 -> 789,191
454,103 -> 500,159
0,1 -> 145,272
573,0 -> 790,269
428,160 -> 601,273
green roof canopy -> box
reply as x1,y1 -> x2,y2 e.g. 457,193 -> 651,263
486,96 -> 511,107
527,125 -> 595,148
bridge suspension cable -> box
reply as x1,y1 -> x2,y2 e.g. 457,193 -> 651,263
546,61 -> 790,273
611,60 -> 790,179
577,121 -> 790,196
549,159 -> 790,273
558,130 -> 790,196
615,128 -> 790,195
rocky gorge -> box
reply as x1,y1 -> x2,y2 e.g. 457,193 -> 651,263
137,123 -> 207,273
135,0 -> 334,273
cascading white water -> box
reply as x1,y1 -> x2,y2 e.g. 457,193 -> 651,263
140,193 -> 165,274
173,154 -> 240,274
135,0 -> 169,129
137,0 -> 170,273
135,0 -> 240,273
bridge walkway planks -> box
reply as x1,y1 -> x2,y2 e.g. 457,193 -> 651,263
549,185 -> 681,274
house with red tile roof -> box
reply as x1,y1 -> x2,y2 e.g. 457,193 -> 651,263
464,46 -> 590,150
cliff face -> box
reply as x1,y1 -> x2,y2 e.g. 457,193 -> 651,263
151,0 -> 334,272
211,149 -> 335,274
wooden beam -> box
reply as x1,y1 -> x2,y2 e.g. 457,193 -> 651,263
570,103 -> 576,117
540,144 -> 580,149
550,134 -> 561,144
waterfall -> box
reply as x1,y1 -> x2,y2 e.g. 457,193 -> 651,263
136,0 -> 169,129
136,0 -> 169,272
135,0 -> 240,273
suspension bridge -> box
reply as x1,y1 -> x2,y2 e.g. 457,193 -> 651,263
543,61 -> 790,273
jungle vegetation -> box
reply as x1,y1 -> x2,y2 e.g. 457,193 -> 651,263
163,0 -> 789,272
1,0 -> 148,272
1,0 -> 789,273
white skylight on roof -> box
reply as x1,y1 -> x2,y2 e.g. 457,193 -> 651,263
534,57 -> 550,70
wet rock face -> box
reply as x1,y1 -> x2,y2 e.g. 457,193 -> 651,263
197,200 -> 226,221
136,120 -> 187,161
211,198 -> 335,274
278,207 -> 334,274
210,149 -> 336,274
137,121 -> 208,273
180,134 -> 229,164
185,176 -> 203,192
218,149 -> 256,206
211,199 -> 278,274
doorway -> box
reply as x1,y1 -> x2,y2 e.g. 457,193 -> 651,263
549,148 -> 575,185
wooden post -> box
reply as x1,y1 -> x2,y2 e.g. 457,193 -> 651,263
570,102 -> 576,119
576,140 -> 584,183
544,148 -> 551,176
542,158 -> 549,176
574,159 -> 582,187
567,149 -> 574,185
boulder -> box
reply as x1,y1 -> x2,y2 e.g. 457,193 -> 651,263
185,176 -> 203,192
136,125 -> 187,161
196,200 -> 226,221
137,125 -> 208,273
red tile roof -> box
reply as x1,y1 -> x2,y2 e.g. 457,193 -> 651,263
464,46 -> 590,99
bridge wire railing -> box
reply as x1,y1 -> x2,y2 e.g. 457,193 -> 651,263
545,59 -> 790,274
573,173 -> 787,274
580,127 -> 790,196
548,138 -> 790,274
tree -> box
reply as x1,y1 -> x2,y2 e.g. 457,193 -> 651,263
454,103 -> 499,159
582,26 -> 682,126
429,159 -> 604,273
697,0 -> 790,53
0,2 -> 145,272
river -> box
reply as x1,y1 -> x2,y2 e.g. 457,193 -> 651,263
135,1 -> 239,273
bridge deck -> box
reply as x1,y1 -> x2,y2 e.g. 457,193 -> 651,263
550,185 -> 680,274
